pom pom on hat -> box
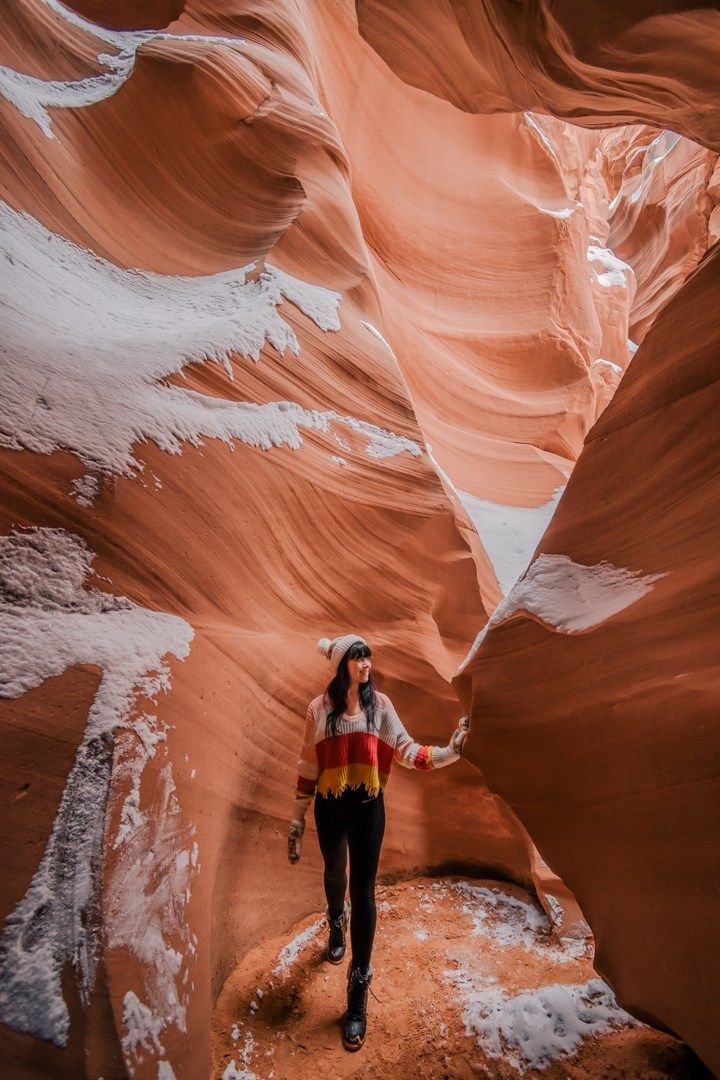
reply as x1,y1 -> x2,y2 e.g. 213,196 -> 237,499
316,637 -> 332,657
317,633 -> 368,674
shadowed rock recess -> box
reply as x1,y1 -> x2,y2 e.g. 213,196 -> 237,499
0,1 -> 718,1077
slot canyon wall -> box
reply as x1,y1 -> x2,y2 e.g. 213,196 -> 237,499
0,0 -> 718,1077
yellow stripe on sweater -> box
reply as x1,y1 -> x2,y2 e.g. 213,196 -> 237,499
316,763 -> 390,799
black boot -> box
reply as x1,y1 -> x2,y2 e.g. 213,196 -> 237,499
342,964 -> 371,1051
326,908 -> 347,964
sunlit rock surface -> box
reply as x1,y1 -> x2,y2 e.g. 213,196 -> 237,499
1,0 -> 719,1077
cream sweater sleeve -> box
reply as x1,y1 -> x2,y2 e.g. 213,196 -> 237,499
383,695 -> 460,770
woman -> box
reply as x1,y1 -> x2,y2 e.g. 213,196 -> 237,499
287,633 -> 469,1052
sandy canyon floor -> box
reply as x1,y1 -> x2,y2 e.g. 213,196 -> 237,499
212,877 -> 706,1080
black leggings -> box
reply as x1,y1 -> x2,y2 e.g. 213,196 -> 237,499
314,787 -> 385,970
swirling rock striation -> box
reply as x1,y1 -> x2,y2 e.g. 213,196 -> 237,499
1,0 -> 719,1076
358,0 -> 720,149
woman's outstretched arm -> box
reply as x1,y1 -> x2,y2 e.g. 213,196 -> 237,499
385,695 -> 468,770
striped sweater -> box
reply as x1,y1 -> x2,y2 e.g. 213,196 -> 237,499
293,691 -> 459,815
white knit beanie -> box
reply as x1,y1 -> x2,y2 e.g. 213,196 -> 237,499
317,633 -> 369,675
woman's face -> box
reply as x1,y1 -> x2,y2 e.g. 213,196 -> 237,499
347,654 -> 372,685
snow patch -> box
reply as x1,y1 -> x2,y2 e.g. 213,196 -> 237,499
536,203 -> 581,220
426,444 -> 555,597
1,0 -> 247,138
0,527 -> 192,1047
113,713 -> 168,848
462,978 -> 638,1072
446,882 -> 551,951
271,918 -> 324,975
107,762 -> 200,1067
459,554 -> 664,673
222,1027 -> 257,1080
592,358 -> 623,378
269,265 -> 340,332
222,1062 -> 257,1080
435,882 -> 589,963
0,49 -> 139,139
0,203 -> 417,486
361,320 -> 397,358
122,991 -> 165,1059
587,245 -> 632,288
71,472 -> 101,507
459,488 -> 564,595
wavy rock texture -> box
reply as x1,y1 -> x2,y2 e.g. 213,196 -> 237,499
357,0 -> 720,150
311,9 -> 709,512
0,2 -> 510,1078
1,0 -> 719,1078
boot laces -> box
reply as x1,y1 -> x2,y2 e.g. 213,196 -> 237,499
347,975 -> 369,1020
328,922 -> 345,951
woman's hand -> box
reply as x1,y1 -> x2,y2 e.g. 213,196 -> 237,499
288,819 -> 305,864
449,715 -> 470,755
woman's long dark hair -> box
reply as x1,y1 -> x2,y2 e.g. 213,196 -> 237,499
325,641 -> 377,737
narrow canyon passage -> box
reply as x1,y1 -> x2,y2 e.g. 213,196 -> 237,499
0,1 -> 719,1078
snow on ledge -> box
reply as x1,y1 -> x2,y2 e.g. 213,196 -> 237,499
458,554 -> 665,673
592,358 -> 623,378
536,202 -> 582,219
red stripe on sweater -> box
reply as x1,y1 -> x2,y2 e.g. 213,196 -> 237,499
414,745 -> 431,770
316,731 -> 395,772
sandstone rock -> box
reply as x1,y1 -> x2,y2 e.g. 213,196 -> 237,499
1,0 -> 718,1076
462,245 -> 720,1074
